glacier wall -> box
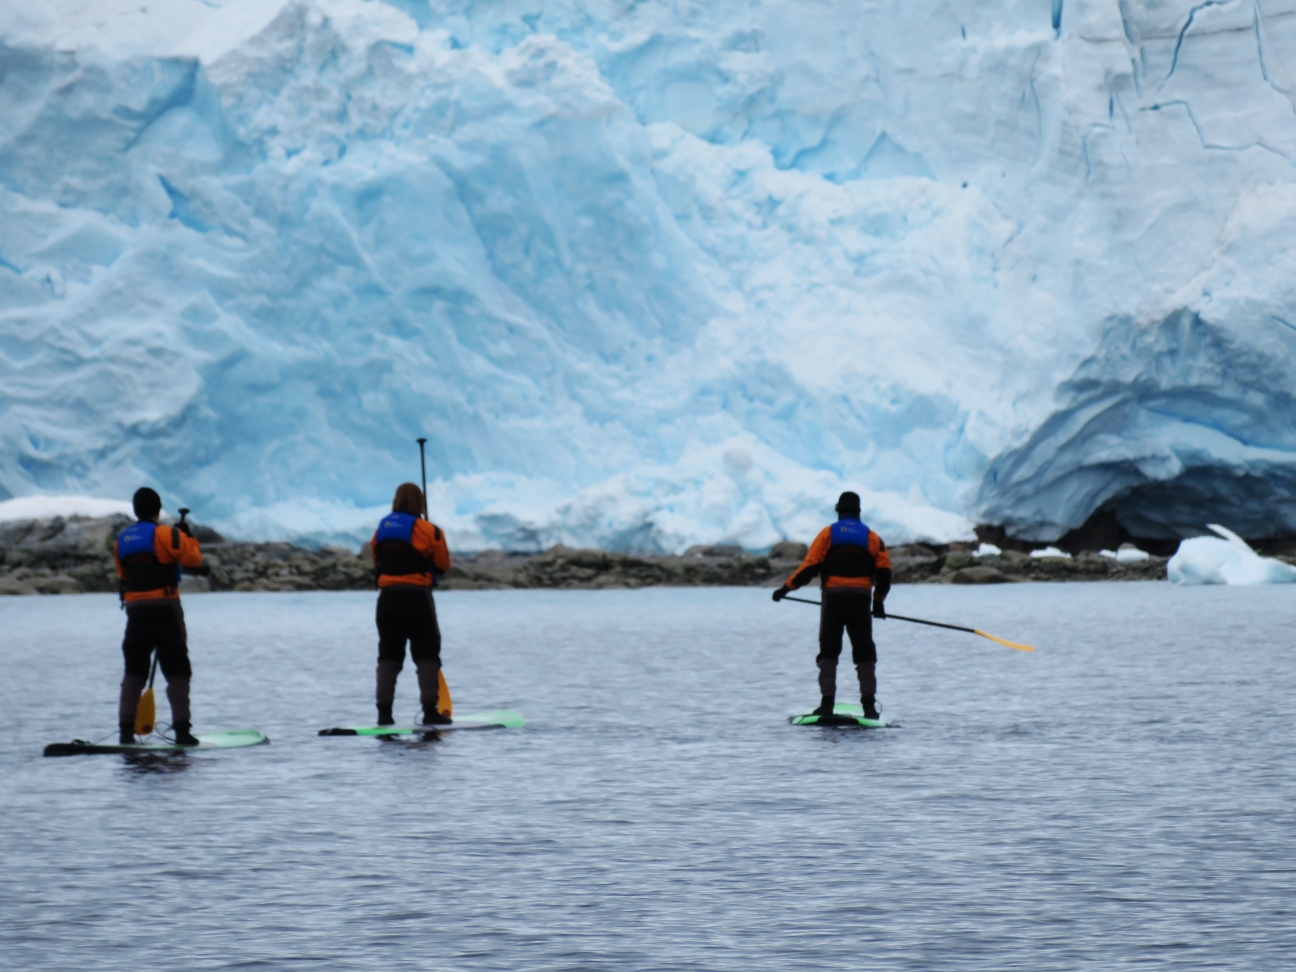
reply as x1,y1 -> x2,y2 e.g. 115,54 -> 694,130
4,0 -> 1296,549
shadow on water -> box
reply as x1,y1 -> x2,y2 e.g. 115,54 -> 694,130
377,732 -> 447,748
119,752 -> 191,776
806,724 -> 902,744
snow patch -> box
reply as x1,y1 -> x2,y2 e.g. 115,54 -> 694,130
0,495 -> 134,522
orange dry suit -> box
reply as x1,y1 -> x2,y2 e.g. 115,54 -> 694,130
786,517 -> 893,599
370,512 -> 451,587
369,511 -> 453,720
113,519 -> 203,730
114,520 -> 203,605
786,516 -> 893,709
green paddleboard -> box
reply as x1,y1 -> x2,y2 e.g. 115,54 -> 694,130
318,710 -> 525,736
44,729 -> 270,757
789,703 -> 889,728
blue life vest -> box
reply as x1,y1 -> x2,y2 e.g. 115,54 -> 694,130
829,517 -> 871,549
116,521 -> 158,559
116,521 -> 180,594
374,512 -> 434,582
822,517 -> 875,580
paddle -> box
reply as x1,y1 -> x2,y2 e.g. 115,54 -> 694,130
437,668 -> 453,718
134,651 -> 159,736
416,437 -> 453,717
780,595 -> 1036,652
417,437 -> 429,521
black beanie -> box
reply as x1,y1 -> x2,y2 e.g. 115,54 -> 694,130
835,491 -> 861,516
133,487 -> 162,520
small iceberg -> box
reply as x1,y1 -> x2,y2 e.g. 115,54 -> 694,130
974,543 -> 1001,557
1167,524 -> 1296,585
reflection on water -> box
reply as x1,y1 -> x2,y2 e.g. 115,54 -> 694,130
3,584 -> 1296,971
119,752 -> 191,776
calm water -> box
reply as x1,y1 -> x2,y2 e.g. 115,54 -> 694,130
2,583 -> 1294,970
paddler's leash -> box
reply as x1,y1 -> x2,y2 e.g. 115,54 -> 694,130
780,595 -> 1036,652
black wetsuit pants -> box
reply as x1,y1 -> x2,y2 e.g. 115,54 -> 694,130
119,602 -> 191,725
375,586 -> 442,708
817,589 -> 876,705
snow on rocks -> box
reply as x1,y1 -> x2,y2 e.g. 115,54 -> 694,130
1099,544 -> 1151,564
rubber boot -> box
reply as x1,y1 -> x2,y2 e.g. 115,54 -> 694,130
118,674 -> 146,726
119,721 -> 136,746
415,662 -> 451,724
862,698 -> 880,721
376,703 -> 394,726
166,677 -> 191,731
421,706 -> 452,726
173,723 -> 199,746
812,698 -> 835,718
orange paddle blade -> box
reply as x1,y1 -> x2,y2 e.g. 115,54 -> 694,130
134,687 -> 156,735
438,668 -> 452,718
974,629 -> 1036,652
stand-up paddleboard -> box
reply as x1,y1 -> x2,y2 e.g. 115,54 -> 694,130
44,729 -> 270,757
319,710 -> 524,736
789,703 -> 890,729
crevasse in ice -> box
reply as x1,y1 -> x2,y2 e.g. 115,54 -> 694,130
4,1 -> 1296,550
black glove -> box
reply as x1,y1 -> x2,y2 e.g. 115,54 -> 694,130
772,585 -> 790,602
177,520 -> 193,537
872,599 -> 886,619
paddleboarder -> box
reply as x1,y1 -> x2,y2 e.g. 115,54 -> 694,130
772,491 -> 892,720
114,488 -> 203,746
371,483 -> 452,726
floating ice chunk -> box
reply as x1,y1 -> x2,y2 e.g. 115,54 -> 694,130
0,495 -> 135,521
1029,546 -> 1071,559
1166,538 -> 1230,585
1167,525 -> 1296,585
974,543 -> 1001,557
1210,524 -> 1296,585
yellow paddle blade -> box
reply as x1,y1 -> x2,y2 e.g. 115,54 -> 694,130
134,687 -> 156,735
974,629 -> 1036,652
437,668 -> 452,718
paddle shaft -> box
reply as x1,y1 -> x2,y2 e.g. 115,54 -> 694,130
780,593 -> 1034,651
782,595 -> 975,633
417,438 -> 429,520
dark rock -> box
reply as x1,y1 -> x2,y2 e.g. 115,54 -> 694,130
769,541 -> 808,560
0,514 -> 1177,596
950,566 -> 1010,584
31,574 -> 84,594
943,551 -> 975,571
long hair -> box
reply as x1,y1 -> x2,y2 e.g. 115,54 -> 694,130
392,482 -> 425,517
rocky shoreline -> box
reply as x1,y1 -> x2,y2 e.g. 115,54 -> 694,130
0,514 -> 1185,597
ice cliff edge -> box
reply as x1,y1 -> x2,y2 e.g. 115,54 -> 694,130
4,0 -> 1296,550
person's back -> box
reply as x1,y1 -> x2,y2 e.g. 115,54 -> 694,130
369,482 -> 452,725
773,491 -> 892,719
113,487 -> 203,745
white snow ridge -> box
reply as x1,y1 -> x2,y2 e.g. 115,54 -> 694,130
3,1 -> 1296,550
